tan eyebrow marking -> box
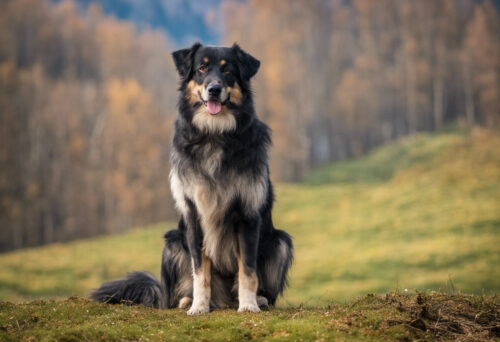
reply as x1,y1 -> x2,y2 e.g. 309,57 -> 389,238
203,57 -> 209,63
220,59 -> 226,66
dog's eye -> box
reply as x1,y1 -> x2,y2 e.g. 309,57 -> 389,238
199,66 -> 207,73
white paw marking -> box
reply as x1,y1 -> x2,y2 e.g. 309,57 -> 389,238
237,303 -> 261,313
187,303 -> 210,315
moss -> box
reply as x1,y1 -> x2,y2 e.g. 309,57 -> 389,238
1,292 -> 497,341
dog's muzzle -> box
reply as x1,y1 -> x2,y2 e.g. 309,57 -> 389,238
198,83 -> 229,115
206,84 -> 222,115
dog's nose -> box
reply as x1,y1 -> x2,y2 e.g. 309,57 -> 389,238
207,84 -> 222,97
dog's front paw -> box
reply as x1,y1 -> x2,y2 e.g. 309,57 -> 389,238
187,302 -> 210,315
237,302 -> 261,313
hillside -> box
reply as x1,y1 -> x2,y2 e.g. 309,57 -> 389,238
279,128 -> 500,305
0,128 -> 499,305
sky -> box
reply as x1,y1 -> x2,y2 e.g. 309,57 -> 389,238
61,0 -> 224,47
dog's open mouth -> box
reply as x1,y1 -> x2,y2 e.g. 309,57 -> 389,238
206,100 -> 222,115
197,90 -> 229,115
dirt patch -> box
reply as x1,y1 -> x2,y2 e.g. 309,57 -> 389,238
384,292 -> 499,341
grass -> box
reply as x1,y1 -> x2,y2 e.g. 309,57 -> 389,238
1,292 -> 498,341
279,128 -> 500,305
0,127 -> 499,340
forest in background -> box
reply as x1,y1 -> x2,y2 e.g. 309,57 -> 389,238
0,0 -> 178,251
0,0 -> 499,251
223,0 -> 500,180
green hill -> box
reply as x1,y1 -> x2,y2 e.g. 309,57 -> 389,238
0,128 -> 499,306
279,128 -> 500,305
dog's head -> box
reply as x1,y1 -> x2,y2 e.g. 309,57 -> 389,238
172,43 -> 260,133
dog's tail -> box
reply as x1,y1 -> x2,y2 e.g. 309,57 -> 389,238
90,271 -> 164,308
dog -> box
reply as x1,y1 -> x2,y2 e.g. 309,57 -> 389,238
91,43 -> 293,314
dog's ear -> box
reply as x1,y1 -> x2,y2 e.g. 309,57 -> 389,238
172,42 -> 202,79
232,43 -> 260,80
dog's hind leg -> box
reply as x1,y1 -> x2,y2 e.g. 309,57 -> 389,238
256,295 -> 269,310
257,229 -> 293,306
178,296 -> 192,309
161,223 -> 192,308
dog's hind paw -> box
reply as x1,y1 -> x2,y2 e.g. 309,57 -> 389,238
237,303 -> 261,313
257,296 -> 269,310
178,297 -> 192,309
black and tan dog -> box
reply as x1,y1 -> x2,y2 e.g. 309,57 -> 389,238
91,43 -> 293,314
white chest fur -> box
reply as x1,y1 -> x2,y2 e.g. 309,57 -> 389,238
170,144 -> 267,273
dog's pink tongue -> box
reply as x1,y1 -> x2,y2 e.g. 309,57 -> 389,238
207,100 -> 221,115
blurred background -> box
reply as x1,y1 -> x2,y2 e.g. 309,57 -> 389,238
0,0 -> 499,304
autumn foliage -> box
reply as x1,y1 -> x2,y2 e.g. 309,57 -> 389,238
223,0 -> 500,180
0,0 -> 177,251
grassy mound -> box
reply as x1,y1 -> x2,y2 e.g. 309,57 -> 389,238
0,292 -> 498,341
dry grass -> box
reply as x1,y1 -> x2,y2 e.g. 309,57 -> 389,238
382,292 -> 500,341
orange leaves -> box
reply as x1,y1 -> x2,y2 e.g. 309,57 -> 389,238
105,78 -> 153,135
463,2 -> 500,126
0,0 -> 177,250
223,0 -> 500,181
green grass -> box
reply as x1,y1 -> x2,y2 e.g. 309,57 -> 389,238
1,292 -> 497,341
279,128 -> 500,305
0,127 -> 499,340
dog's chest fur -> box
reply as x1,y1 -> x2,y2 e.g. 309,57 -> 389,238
170,141 -> 267,274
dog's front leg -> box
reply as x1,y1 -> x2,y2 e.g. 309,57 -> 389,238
189,252 -> 211,315
237,215 -> 261,313
185,200 -> 211,315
